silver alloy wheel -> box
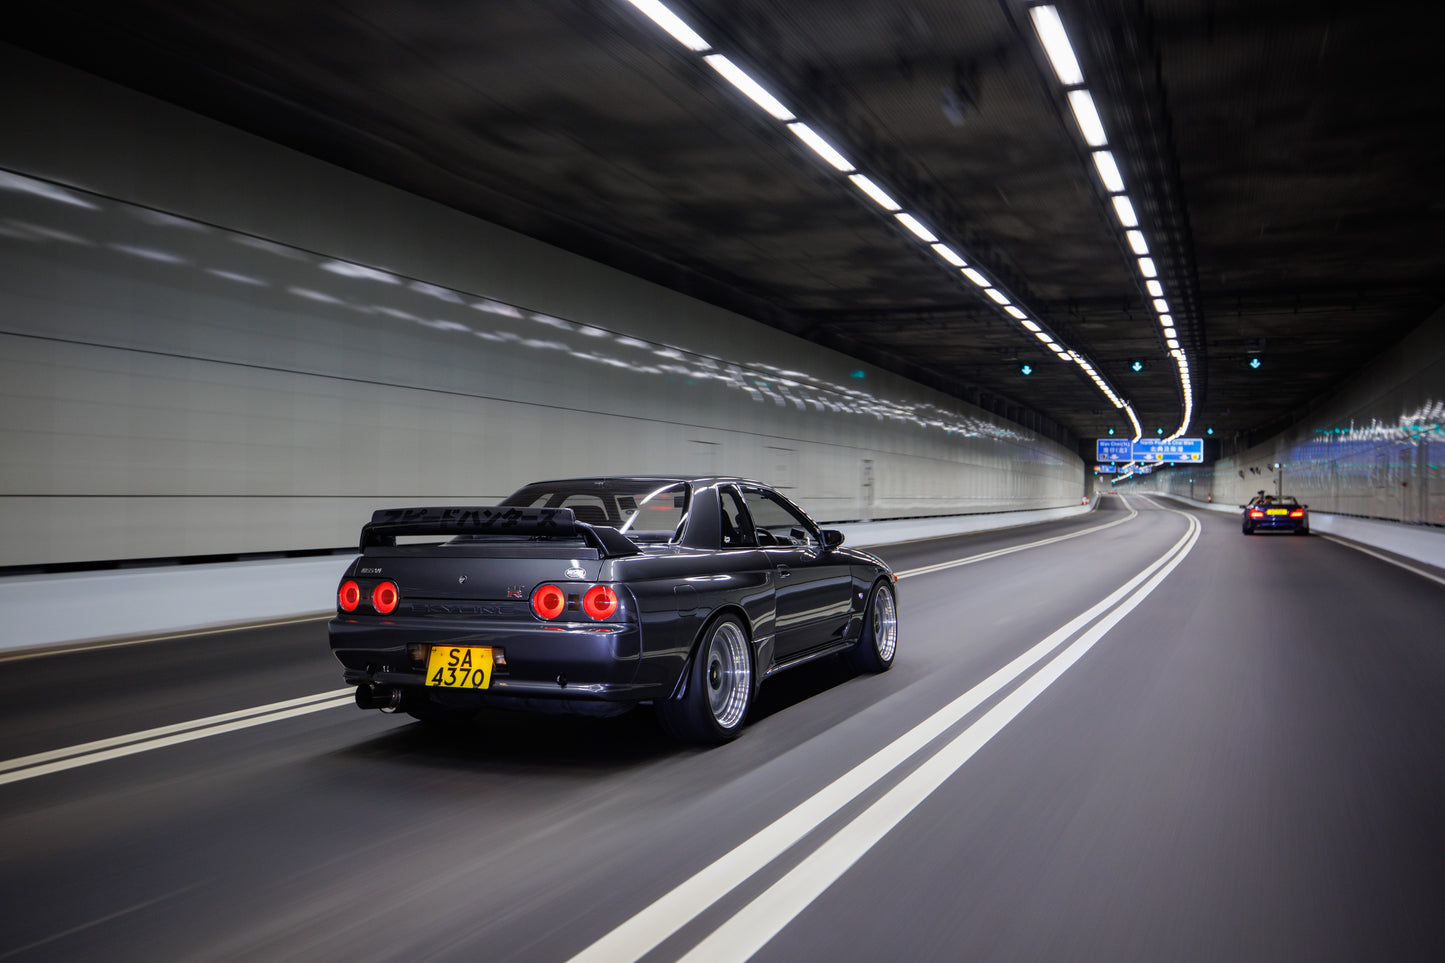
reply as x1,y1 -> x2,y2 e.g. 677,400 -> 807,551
872,586 -> 898,662
705,620 -> 751,729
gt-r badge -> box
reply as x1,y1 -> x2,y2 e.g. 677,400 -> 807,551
565,567 -> 586,579
457,574 -> 469,584
506,585 -> 525,599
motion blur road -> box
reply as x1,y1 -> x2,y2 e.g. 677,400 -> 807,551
3,494 -> 1444,961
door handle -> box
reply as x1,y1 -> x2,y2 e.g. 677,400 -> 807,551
778,565 -> 791,578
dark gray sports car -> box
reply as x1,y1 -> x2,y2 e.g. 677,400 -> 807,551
329,476 -> 898,743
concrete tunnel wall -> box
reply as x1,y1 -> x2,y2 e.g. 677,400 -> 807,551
0,45 -> 1084,568
1129,303 -> 1445,527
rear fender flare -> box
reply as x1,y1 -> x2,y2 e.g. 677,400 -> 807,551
665,605 -> 757,702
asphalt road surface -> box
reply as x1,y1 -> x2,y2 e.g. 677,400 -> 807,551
3,493 -> 1444,962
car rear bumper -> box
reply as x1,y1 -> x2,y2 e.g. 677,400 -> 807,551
329,615 -> 666,706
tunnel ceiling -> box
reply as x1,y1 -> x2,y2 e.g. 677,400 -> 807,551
8,0 -> 1444,454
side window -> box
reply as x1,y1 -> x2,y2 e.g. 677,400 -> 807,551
742,488 -> 817,547
719,487 -> 757,549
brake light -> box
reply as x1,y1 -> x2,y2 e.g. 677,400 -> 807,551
1290,509 -> 1305,517
371,581 -> 399,615
532,584 -> 566,620
1249,510 -> 1264,518
582,585 -> 618,620
338,580 -> 361,612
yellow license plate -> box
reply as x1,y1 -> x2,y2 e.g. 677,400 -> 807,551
425,645 -> 494,689
1267,508 -> 1289,515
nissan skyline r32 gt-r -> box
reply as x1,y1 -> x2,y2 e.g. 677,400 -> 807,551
329,476 -> 898,744
1241,494 -> 1310,535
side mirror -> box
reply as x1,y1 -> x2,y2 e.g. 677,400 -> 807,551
821,529 -> 845,550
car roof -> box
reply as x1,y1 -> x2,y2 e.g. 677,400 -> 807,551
520,475 -> 766,487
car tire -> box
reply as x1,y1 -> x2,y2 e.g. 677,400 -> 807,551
845,581 -> 898,674
1297,526 -> 1310,536
657,615 -> 753,745
1242,525 -> 1253,535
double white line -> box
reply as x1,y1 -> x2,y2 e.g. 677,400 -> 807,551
0,689 -> 354,787
570,504 -> 1200,963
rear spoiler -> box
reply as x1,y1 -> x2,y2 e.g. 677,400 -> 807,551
359,506 -> 640,557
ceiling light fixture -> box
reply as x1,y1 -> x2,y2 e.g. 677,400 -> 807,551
1028,5 -> 1084,86
1091,151 -> 1124,192
961,268 -> 990,287
1138,257 -> 1157,278
1163,327 -> 1177,339
1021,319 -> 1042,332
1126,230 -> 1149,254
1158,313 -> 1173,327
985,288 -> 1011,305
1146,279 -> 1163,297
787,123 -> 853,172
703,55 -> 794,121
931,243 -> 966,267
1111,195 -> 1138,227
622,0 -> 711,51
1005,306 -> 1027,320
895,213 -> 938,243
1152,297 -> 1169,314
849,174 -> 900,211
1066,90 -> 1107,146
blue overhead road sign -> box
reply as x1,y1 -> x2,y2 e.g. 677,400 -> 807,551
1095,438 -> 1205,463
1096,439 -> 1133,461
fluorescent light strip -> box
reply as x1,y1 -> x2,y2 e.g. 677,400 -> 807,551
1145,279 -> 1163,297
1152,297 -> 1169,313
1158,313 -> 1172,327
1111,195 -> 1138,228
622,0 -> 711,51
1163,327 -> 1176,338
1126,230 -> 1149,254
1091,151 -> 1124,192
931,243 -> 966,267
704,55 -> 794,121
1029,5 -> 1084,86
849,174 -> 900,211
1067,90 -> 1107,146
895,213 -> 938,243
1138,257 -> 1157,278
625,2 -> 1134,437
787,123 -> 853,172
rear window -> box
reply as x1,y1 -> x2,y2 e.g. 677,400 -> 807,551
501,480 -> 690,542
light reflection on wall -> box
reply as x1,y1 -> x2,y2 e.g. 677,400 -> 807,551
1,167 -> 1039,452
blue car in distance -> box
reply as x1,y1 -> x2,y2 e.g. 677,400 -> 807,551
1241,492 -> 1310,535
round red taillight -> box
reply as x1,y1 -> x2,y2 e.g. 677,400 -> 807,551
338,580 -> 361,612
532,584 -> 566,620
582,585 -> 618,620
371,581 -> 399,615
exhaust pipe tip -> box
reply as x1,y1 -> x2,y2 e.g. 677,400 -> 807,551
356,684 -> 403,712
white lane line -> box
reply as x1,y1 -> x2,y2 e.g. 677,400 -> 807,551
682,511 -> 1200,963
566,507 -> 1196,963
0,884 -> 196,961
897,497 -> 1138,580
1318,535 -> 1445,589
0,690 -> 354,787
